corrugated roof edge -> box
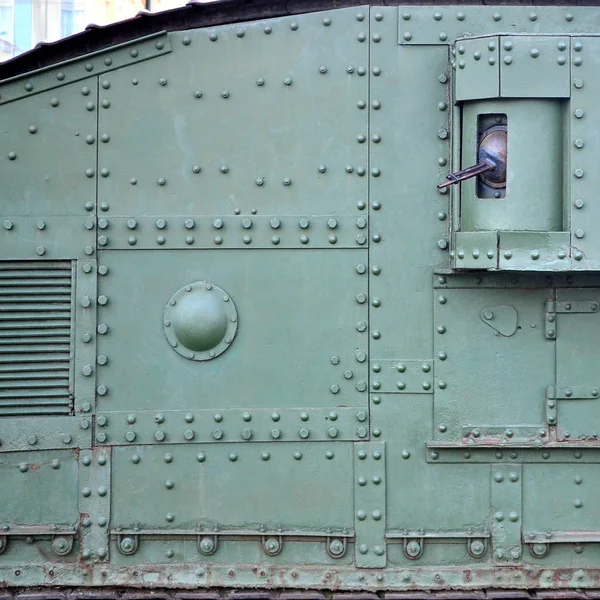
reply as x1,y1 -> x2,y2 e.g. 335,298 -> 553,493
1,0 -> 600,80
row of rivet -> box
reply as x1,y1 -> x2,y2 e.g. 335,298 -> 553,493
127,449 -> 350,467
571,41 -> 587,262
7,41 -> 165,96
75,165 -> 382,179
96,427 -> 368,444
401,10 -> 577,43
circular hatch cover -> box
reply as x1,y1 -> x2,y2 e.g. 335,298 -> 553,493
163,281 -> 238,361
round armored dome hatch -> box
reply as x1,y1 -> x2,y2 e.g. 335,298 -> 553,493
163,281 -> 238,361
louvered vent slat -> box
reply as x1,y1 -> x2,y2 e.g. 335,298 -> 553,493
0,262 -> 73,416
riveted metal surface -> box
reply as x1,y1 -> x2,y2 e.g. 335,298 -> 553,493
369,360 -> 433,394
354,442 -> 386,568
79,448 -> 111,562
96,250 -> 368,412
433,287 -> 553,442
498,232 -> 570,271
570,37 -> 600,270
398,6 -> 600,46
111,443 -> 353,533
373,395 -> 490,543
453,232 -> 498,270
7,1 -> 600,595
0,218 -> 96,260
0,417 -> 91,451
368,7 -> 448,363
96,11 -> 368,217
555,288 -> 600,440
499,36 -> 571,99
454,37 -> 500,102
0,33 -> 171,105
0,79 -> 97,218
73,260 -> 98,420
95,407 -> 368,445
96,216 -> 367,250
523,464 -> 600,542
490,464 -> 522,565
0,450 -> 78,533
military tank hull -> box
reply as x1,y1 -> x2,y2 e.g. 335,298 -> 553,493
1,1 -> 600,597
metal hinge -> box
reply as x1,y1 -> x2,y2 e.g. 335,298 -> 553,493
544,299 -> 600,339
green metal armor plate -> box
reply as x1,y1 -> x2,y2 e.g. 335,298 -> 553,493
2,2 -> 600,594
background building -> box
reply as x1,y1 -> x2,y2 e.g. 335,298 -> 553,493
0,0 -> 199,61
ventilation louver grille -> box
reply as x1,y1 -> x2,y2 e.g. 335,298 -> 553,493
0,261 -> 74,416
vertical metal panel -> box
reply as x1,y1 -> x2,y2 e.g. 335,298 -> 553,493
79,447 -> 111,562
354,441 -> 386,568
490,464 -> 523,565
555,288 -> 600,440
369,9 -> 449,361
570,37 -> 600,269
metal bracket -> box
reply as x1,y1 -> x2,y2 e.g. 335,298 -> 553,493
117,534 -> 138,556
467,537 -> 488,559
51,534 -> 74,556
262,535 -> 283,556
197,534 -> 218,556
403,537 -> 424,560
326,536 -> 347,559
528,542 -> 550,558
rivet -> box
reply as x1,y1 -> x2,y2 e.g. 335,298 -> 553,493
372,100 -> 381,110
529,12 -> 537,21
372,33 -> 381,43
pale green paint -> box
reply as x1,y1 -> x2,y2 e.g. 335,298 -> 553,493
2,3 -> 600,592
